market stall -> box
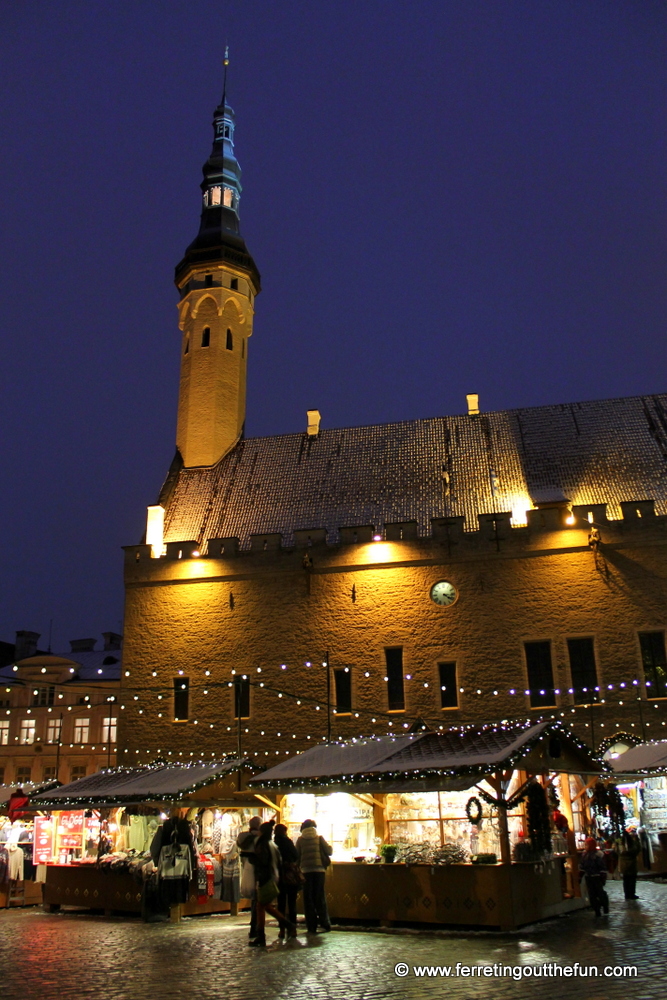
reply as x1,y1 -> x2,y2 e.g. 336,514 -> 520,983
611,740 -> 667,873
0,781 -> 60,907
250,721 -> 605,930
31,758 -> 275,917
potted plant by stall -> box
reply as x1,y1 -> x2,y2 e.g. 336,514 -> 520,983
379,843 -> 398,864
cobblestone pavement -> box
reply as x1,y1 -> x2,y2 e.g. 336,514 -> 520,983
1,881 -> 666,1000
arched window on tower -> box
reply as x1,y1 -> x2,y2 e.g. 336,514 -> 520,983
223,187 -> 234,208
226,329 -> 233,351
201,327 -> 211,348
184,338 -> 189,355
241,340 -> 245,359
206,187 -> 222,207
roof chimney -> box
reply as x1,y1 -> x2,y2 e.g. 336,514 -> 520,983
466,393 -> 479,416
69,638 -> 97,653
306,409 -> 321,437
102,632 -> 122,651
14,630 -> 41,661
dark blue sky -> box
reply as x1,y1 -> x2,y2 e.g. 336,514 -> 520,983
1,1 -> 665,651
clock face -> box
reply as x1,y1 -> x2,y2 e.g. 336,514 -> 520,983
430,580 -> 458,607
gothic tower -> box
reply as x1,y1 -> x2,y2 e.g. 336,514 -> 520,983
174,93 -> 261,468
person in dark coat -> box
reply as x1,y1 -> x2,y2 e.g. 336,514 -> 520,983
249,821 -> 295,947
619,830 -> 641,900
274,823 -> 300,939
237,815 -> 261,939
580,836 -> 609,917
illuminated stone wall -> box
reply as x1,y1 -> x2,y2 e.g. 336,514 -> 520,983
118,515 -> 667,766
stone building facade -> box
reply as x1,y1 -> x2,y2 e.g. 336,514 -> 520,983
118,91 -> 667,768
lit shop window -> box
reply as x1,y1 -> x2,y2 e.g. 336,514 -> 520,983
0,720 -> 9,745
47,718 -> 62,744
19,719 -> 36,744
73,718 -> 90,744
102,717 -> 117,743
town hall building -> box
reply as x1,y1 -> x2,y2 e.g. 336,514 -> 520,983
118,89 -> 667,768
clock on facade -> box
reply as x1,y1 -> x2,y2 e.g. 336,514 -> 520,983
430,580 -> 458,607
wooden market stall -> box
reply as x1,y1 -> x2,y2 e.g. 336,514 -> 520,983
30,757 -> 270,917
249,720 -> 605,931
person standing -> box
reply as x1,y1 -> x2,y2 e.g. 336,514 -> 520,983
150,807 -> 197,909
579,836 -> 609,917
274,823 -> 300,939
249,821 -> 295,946
619,830 -> 641,900
237,815 -> 261,940
296,818 -> 332,934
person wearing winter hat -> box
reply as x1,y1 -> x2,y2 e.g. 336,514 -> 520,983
579,837 -> 609,917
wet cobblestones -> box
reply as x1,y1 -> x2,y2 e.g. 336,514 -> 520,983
1,881 -> 666,1000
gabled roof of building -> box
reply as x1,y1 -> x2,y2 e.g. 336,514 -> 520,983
161,393 -> 667,547
31,758 -> 248,808
611,740 -> 667,775
249,721 -> 602,790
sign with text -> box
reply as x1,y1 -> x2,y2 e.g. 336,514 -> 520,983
57,810 -> 84,849
33,815 -> 55,864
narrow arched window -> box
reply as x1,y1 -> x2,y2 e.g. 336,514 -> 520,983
184,338 -> 189,355
201,327 -> 210,348
226,329 -> 233,351
241,340 -> 245,359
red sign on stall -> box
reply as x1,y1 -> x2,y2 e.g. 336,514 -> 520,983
58,811 -> 84,849
33,815 -> 55,864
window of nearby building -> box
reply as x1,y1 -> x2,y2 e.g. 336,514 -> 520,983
524,641 -> 555,708
73,718 -> 90,744
639,631 -> 667,697
226,328 -> 233,351
0,720 -> 9,745
201,326 -> 211,348
385,647 -> 405,711
43,766 -> 57,780
32,686 -> 55,707
567,638 -> 599,704
333,668 -> 352,714
16,766 -> 31,782
230,278 -> 238,290
204,272 -> 214,285
0,767 -> 4,783
46,718 -> 62,743
19,719 -> 36,744
233,676 -> 250,720
70,766 -> 86,781
438,662 -> 458,709
174,678 -> 189,721
102,716 -> 117,743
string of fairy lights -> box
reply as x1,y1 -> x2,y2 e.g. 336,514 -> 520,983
3,656 -> 667,760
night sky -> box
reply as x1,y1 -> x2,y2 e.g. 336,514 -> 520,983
1,1 -> 665,652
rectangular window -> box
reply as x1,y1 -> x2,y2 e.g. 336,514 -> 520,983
524,641 -> 555,708
16,766 -> 31,781
333,668 -> 352,714
639,631 -> 667,697
174,678 -> 190,721
46,718 -> 62,744
73,718 -> 90,744
567,638 -> 599,704
233,677 -> 250,720
0,767 -> 4,784
70,766 -> 86,781
19,719 -> 36,744
43,766 -> 57,780
385,647 -> 405,711
438,662 -> 458,709
102,716 -> 117,743
0,720 -> 9,745
32,686 -> 55,707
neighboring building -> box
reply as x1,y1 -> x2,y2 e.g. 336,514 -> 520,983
0,632 -> 121,785
118,90 -> 667,767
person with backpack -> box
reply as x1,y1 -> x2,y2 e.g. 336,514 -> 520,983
579,836 -> 609,917
296,818 -> 332,935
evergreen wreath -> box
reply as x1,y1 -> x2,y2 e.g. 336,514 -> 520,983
465,796 -> 483,825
